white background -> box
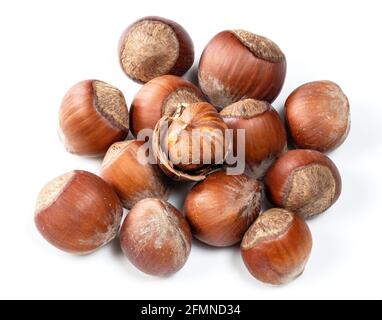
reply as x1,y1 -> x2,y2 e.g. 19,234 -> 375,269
0,0 -> 381,300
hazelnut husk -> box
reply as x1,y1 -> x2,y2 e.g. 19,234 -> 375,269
119,16 -> 194,83
264,149 -> 342,219
199,30 -> 286,109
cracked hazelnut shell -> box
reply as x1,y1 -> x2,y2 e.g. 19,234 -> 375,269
153,102 -> 231,181
264,149 -> 342,219
185,170 -> 262,247
130,75 -> 204,137
59,80 -> 129,157
35,170 -> 123,254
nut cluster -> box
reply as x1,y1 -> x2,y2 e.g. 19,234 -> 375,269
35,16 -> 350,284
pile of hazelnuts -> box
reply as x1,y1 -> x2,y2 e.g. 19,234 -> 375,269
35,16 -> 350,285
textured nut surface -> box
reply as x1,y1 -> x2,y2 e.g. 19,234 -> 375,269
232,30 -> 285,62
120,20 -> 179,83
284,164 -> 336,218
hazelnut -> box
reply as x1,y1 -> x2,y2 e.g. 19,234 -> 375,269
153,102 -> 231,181
220,99 -> 287,177
241,208 -> 313,285
35,171 -> 123,254
199,30 -> 286,109
185,170 -> 262,247
120,198 -> 192,276
264,149 -> 342,219
118,16 -> 194,83
100,140 -> 170,209
285,80 -> 351,153
130,75 -> 204,137
59,80 -> 129,157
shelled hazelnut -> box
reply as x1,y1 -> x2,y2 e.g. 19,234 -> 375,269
220,99 -> 287,177
199,30 -> 286,109
59,80 -> 129,157
120,198 -> 192,276
35,171 -> 123,254
119,16 -> 194,83
241,208 -> 312,285
285,80 -> 351,152
185,170 -> 262,247
265,149 -> 342,219
130,75 -> 204,136
100,140 -> 170,209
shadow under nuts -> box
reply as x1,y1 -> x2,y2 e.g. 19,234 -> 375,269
265,149 -> 342,219
153,102 -> 231,182
59,80 -> 129,157
220,99 -> 287,178
119,16 -> 194,83
35,171 -> 123,254
285,80 -> 351,153
199,30 -> 286,109
185,170 -> 262,247
130,75 -> 204,137
120,198 -> 192,276
241,208 -> 312,285
100,140 -> 170,209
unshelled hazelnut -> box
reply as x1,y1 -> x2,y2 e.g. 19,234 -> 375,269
100,140 -> 170,209
199,30 -> 286,108
241,208 -> 312,285
118,16 -> 194,83
59,80 -> 129,157
153,102 -> 231,181
285,80 -> 351,153
35,171 -> 123,254
185,170 -> 262,247
265,149 -> 342,219
130,75 -> 204,136
120,198 -> 192,276
220,99 -> 287,177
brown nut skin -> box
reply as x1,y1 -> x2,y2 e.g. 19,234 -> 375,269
153,102 -> 231,182
120,198 -> 192,277
264,150 -> 342,219
185,171 -> 262,247
241,208 -> 312,285
220,99 -> 287,178
100,140 -> 170,209
35,170 -> 123,255
118,16 -> 194,84
130,75 -> 204,137
59,80 -> 129,157
199,30 -> 286,109
285,80 -> 351,153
